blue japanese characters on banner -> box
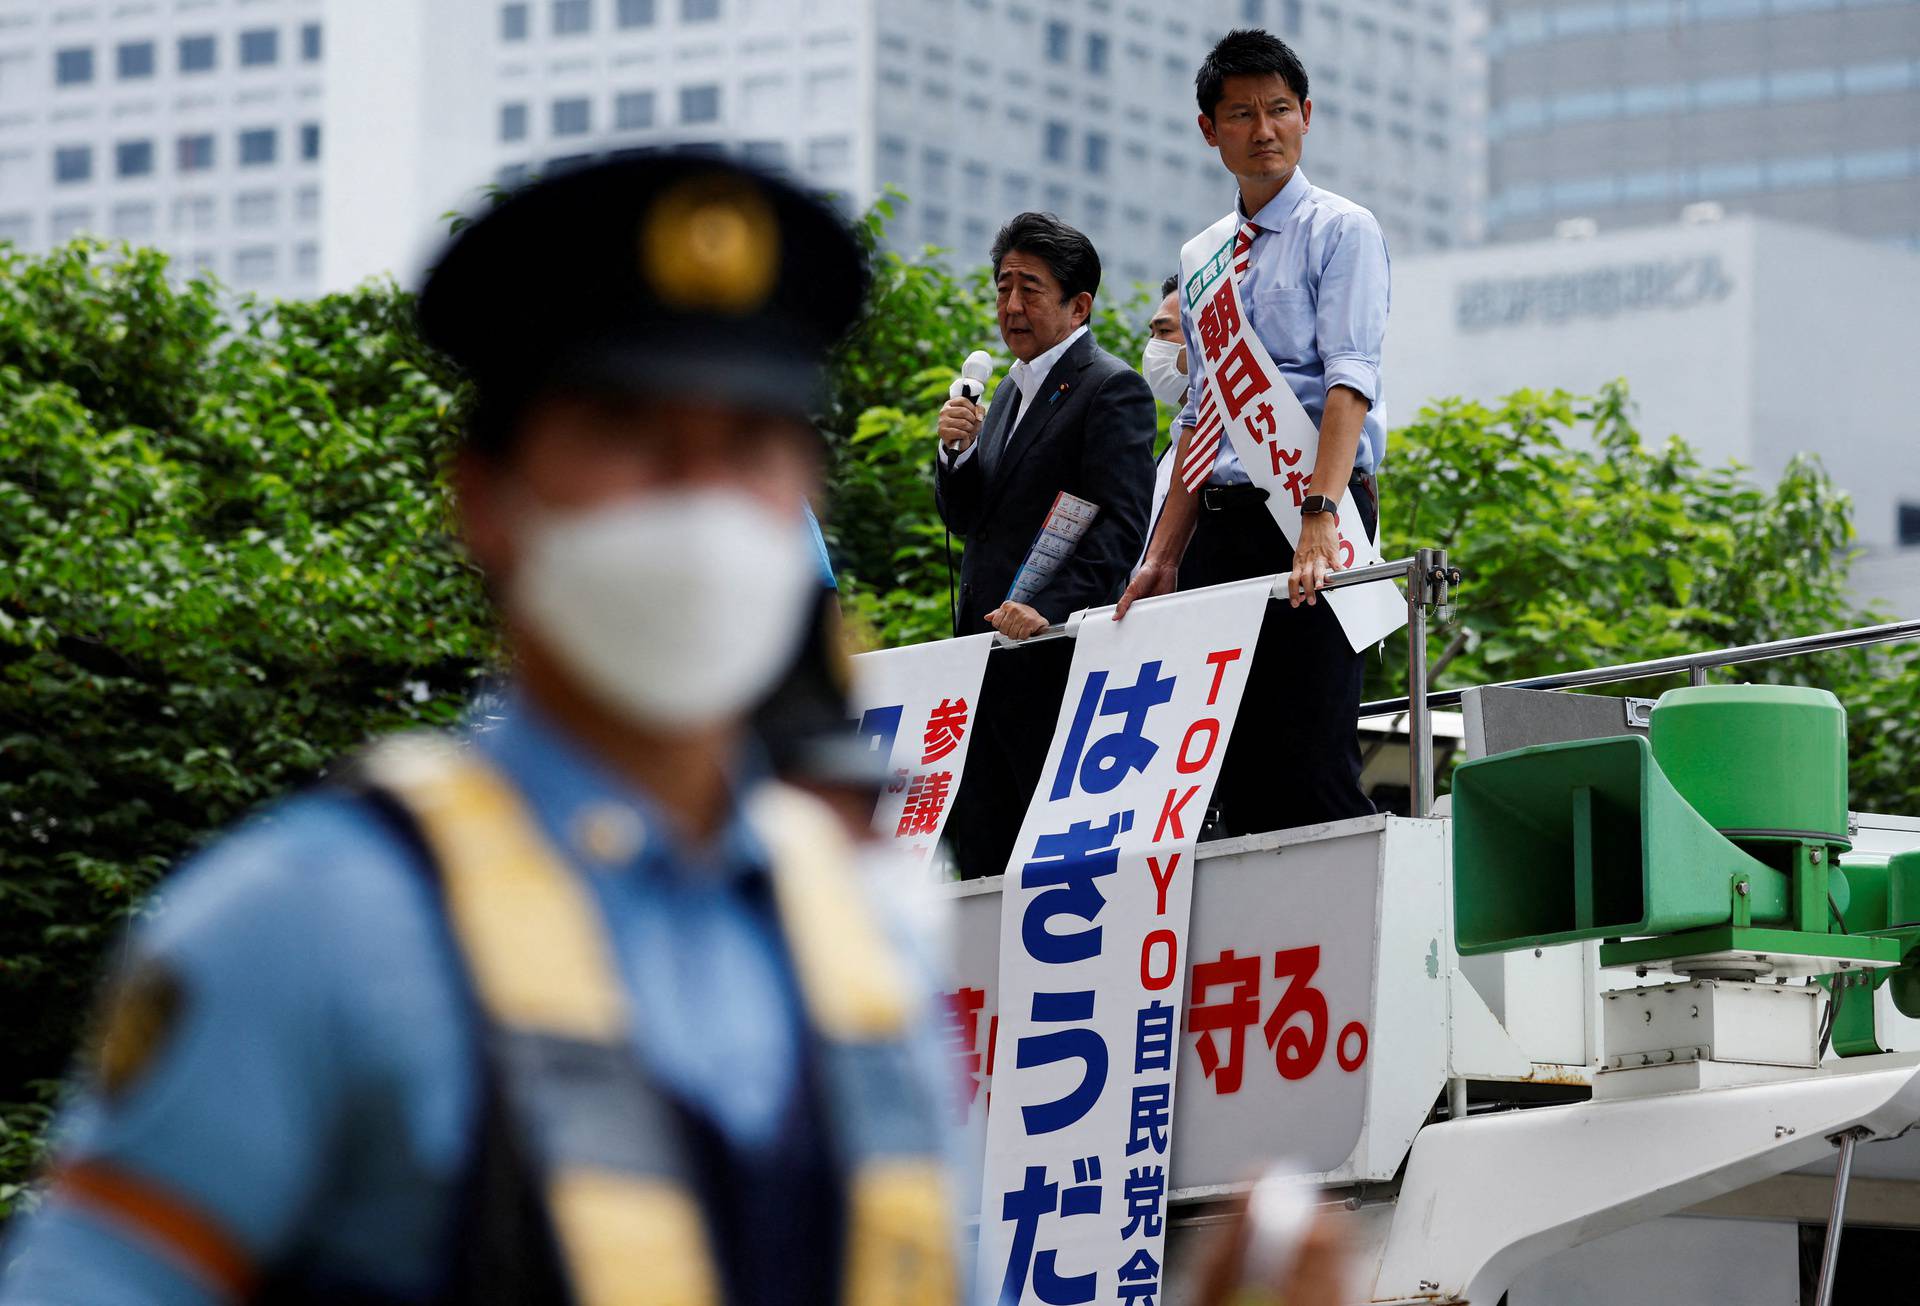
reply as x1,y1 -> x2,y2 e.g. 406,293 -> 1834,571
979,580 -> 1272,1306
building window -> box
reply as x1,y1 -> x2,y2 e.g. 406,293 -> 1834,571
1044,21 -> 1069,63
234,246 -> 277,285
1242,0 -> 1264,19
115,139 -> 154,178
1899,503 -> 1920,547
501,102 -> 529,141
301,23 -> 322,62
300,124 -> 321,161
679,84 -> 720,123
741,140 -> 787,168
618,0 -> 655,24
682,0 -> 720,19
1085,132 -> 1108,175
551,97 -> 591,135
112,201 -> 155,239
239,29 -> 279,68
50,208 -> 94,241
235,190 -> 278,227
1043,120 -> 1069,163
177,134 -> 216,172
296,185 -> 320,221
553,0 -> 590,35
238,128 -> 278,167
0,213 -> 31,245
614,90 -> 654,129
179,35 -> 216,73
54,146 -> 92,184
1086,32 -> 1109,75
922,147 -> 949,196
55,47 -> 94,85
502,3 -> 531,40
808,135 -> 850,174
295,242 -> 319,281
117,41 -> 155,80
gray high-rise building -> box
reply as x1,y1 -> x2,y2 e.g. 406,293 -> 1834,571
0,0 -> 1480,305
1483,0 -> 1920,248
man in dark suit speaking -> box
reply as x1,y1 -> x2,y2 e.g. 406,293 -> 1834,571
934,212 -> 1155,877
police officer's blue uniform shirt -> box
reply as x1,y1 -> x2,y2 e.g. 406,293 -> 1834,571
1175,167 -> 1392,484
0,698 -> 934,1303
803,501 -> 837,590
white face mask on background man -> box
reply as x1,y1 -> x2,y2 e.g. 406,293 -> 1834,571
1141,337 -> 1190,407
507,487 -> 817,731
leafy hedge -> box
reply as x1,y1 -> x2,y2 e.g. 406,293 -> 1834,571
1,215 -> 1913,1216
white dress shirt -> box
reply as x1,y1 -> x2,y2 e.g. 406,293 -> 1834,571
941,324 -> 1089,468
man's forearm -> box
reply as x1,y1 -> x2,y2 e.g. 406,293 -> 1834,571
1310,385 -> 1369,499
1144,426 -> 1201,568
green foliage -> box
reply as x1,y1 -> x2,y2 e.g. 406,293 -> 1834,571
2,201 -> 1914,1219
0,241 -> 495,1207
1364,382 -> 1915,812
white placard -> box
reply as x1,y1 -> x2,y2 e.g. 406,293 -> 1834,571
1179,214 -> 1407,652
977,580 -> 1271,1306
1006,491 -> 1101,606
851,632 -> 994,864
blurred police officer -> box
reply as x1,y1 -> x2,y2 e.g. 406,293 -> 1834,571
0,156 -> 958,1305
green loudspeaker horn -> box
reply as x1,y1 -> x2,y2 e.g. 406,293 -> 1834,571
1453,735 -> 1790,955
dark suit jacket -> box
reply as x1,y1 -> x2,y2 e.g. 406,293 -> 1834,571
934,330 -> 1156,636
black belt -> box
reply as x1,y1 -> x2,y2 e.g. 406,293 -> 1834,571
1199,469 -> 1375,512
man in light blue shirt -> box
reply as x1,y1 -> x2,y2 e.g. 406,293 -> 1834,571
1119,27 -> 1393,836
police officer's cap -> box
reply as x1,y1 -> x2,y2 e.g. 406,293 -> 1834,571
418,152 -> 869,428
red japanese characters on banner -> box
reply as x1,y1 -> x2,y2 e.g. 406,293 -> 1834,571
851,632 -> 994,864
1178,209 -> 1406,652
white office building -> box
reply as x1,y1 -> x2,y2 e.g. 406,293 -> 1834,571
1382,213 -> 1920,607
1,0 -> 1478,306
0,0 -> 328,298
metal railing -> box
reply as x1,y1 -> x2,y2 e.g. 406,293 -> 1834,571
992,547 -> 1461,818
991,555 -> 1919,823
1362,615 -> 1920,806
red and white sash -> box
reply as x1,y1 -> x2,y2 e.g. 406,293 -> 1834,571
1177,210 -> 1406,651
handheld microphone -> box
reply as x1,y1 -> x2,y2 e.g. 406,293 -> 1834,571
949,350 -> 993,404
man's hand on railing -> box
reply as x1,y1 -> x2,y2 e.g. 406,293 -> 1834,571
1114,559 -> 1177,620
1287,512 -> 1343,606
985,601 -> 1049,640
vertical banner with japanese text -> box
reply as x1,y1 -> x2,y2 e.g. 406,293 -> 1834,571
850,632 -> 994,862
978,580 -> 1270,1306
1178,213 -> 1406,653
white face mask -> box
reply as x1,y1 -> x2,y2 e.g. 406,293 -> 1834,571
508,488 -> 817,731
1141,336 -> 1189,407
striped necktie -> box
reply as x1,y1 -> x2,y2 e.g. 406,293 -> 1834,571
1178,219 -> 1260,494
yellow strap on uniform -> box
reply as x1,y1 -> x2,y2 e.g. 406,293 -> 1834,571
749,783 -> 958,1306
749,782 -> 912,1042
363,736 -> 721,1306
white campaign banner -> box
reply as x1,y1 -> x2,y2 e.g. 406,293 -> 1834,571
1178,213 -> 1407,653
850,632 -> 994,862
977,580 -> 1270,1306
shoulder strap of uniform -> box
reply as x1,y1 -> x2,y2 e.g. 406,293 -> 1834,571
746,781 -> 913,1043
357,733 -> 723,1306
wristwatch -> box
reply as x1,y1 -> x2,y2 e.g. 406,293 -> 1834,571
1299,493 -> 1338,517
